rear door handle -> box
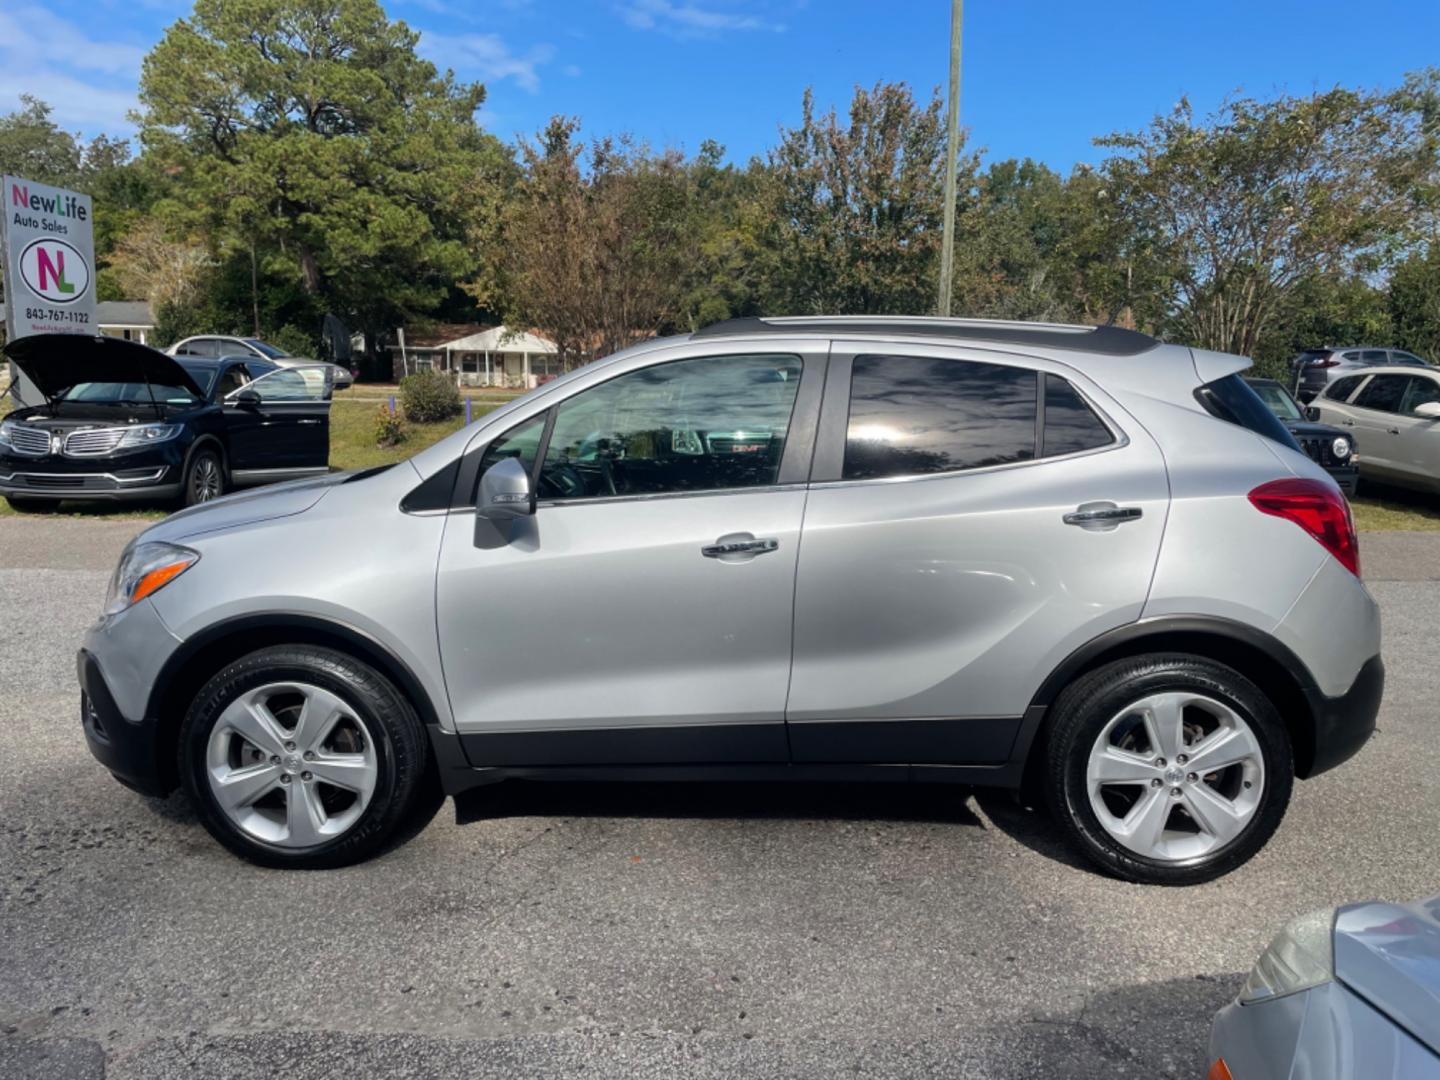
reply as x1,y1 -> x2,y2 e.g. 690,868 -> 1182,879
1340,419 -> 1355,426
1063,502 -> 1143,530
702,534 -> 779,560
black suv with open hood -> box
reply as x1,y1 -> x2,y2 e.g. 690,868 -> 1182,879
1,335 -> 333,510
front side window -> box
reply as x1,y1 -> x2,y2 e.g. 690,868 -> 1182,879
1353,374 -> 1408,413
539,354 -> 802,500
1400,376 -> 1440,414
1393,351 -> 1428,367
1042,375 -> 1114,456
238,366 -> 332,403
845,355 -> 1037,481
478,414 -> 545,479
1247,381 -> 1304,422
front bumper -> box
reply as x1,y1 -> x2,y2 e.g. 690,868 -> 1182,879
78,649 -> 170,796
1330,464 -> 1359,496
0,462 -> 179,501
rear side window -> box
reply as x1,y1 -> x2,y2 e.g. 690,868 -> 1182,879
1363,349 -> 1388,365
1041,375 -> 1113,457
844,355 -> 1036,480
1194,375 -> 1300,451
1325,375 -> 1365,401
1353,374 -> 1407,413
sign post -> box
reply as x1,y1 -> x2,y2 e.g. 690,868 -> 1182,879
1,175 -> 97,406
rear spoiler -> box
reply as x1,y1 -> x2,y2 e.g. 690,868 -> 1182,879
1190,348 -> 1252,385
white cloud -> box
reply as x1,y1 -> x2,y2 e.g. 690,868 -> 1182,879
619,0 -> 786,37
420,31 -> 554,94
0,7 -> 144,137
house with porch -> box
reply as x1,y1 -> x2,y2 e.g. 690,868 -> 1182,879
387,324 -> 561,388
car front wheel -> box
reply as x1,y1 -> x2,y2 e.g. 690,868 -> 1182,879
1044,654 -> 1293,885
183,446 -> 224,506
179,645 -> 429,868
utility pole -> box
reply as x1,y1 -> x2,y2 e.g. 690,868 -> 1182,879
937,0 -> 963,316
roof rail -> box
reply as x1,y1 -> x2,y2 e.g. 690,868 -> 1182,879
691,316 -> 1160,357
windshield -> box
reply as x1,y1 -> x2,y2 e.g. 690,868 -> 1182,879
244,339 -> 291,359
56,381 -> 200,407
1195,375 -> 1301,451
177,361 -> 217,396
1249,382 -> 1304,422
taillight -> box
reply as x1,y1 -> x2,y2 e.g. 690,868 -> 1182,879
1248,478 -> 1360,577
1314,358 -> 1339,368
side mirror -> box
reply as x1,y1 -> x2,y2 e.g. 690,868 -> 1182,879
232,389 -> 262,408
475,457 -> 534,548
1414,401 -> 1440,420
1304,405 -> 1321,422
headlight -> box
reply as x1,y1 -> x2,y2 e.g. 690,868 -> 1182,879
103,541 -> 199,616
118,424 -> 183,447
1331,437 -> 1351,459
0,419 -> 17,449
1239,908 -> 1335,1003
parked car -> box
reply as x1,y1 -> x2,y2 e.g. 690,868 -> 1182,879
0,335 -> 333,510
1246,377 -> 1359,494
77,316 -> 1382,881
1310,365 -> 1440,495
167,334 -> 355,389
1292,346 -> 1431,402
1208,893 -> 1440,1079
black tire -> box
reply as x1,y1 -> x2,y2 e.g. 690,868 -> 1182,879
1043,653 -> 1293,886
179,645 -> 430,869
4,496 -> 58,513
182,445 -> 225,507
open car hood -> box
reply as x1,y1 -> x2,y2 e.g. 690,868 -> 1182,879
3,334 -> 205,403
1335,894 -> 1440,1055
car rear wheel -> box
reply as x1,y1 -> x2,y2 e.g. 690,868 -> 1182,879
1044,654 -> 1293,885
179,645 -> 430,868
183,447 -> 224,506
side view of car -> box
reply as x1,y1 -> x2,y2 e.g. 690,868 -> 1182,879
77,317 -> 1382,884
167,334 -> 355,389
1292,345 -> 1431,402
1246,377 -> 1358,494
1311,365 -> 1440,495
1209,893 -> 1440,1078
0,335 -> 333,510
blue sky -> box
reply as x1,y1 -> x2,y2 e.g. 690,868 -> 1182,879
3,0 -> 1438,172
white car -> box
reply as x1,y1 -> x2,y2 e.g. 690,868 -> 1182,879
1311,365 -> 1440,494
167,335 -> 354,389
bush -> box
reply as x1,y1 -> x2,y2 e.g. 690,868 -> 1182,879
374,403 -> 407,448
400,369 -> 462,423
268,323 -> 320,359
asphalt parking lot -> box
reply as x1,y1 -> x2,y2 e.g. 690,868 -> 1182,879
2,518 -> 1437,1079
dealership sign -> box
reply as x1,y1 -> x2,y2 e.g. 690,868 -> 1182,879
2,175 -> 96,404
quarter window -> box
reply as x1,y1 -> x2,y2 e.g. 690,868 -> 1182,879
1353,374 -> 1408,413
478,414 -> 545,479
1325,375 -> 1365,402
1042,375 -> 1114,456
844,355 -> 1036,480
538,354 -> 802,500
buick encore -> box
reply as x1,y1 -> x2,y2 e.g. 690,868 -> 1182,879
75,317 -> 1384,884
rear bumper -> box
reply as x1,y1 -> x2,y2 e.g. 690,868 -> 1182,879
1300,654 -> 1383,778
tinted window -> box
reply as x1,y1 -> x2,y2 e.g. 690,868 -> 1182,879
212,364 -> 248,399
1194,375 -> 1300,451
1353,374 -> 1408,413
1342,351 -> 1362,362
478,414 -> 545,481
1400,376 -> 1440,413
1392,351 -> 1429,367
539,354 -> 801,500
844,356 -> 1036,480
1042,375 -> 1114,456
245,339 -> 291,359
1363,349 -> 1388,365
178,361 -> 218,396
1325,375 -> 1365,401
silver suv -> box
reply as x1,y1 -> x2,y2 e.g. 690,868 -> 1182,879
79,317 -> 1383,884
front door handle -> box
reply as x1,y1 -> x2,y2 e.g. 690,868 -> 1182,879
1063,502 -> 1143,530
1387,427 -> 1400,435
702,534 -> 779,560
1340,419 -> 1355,426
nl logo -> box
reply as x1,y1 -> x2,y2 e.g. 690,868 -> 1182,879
19,238 -> 90,305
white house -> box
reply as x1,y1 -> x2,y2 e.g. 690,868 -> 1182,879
387,324 -> 561,388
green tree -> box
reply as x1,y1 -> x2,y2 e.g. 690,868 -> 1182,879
761,82 -> 975,315
1388,246 -> 1440,362
136,0 -> 503,361
1098,80 -> 1439,356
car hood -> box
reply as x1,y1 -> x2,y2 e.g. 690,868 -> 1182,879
142,471 -> 356,543
1284,420 -> 1352,440
1334,894 -> 1440,1055
3,334 -> 206,403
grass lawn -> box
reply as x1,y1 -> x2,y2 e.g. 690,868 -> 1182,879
1349,485 -> 1440,531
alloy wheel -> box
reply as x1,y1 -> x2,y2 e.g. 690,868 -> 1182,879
205,682 -> 379,848
1085,691 -> 1265,862
191,455 -> 222,502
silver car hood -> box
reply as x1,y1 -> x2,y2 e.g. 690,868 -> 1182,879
142,470 -> 361,544
1334,894 -> 1440,1055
